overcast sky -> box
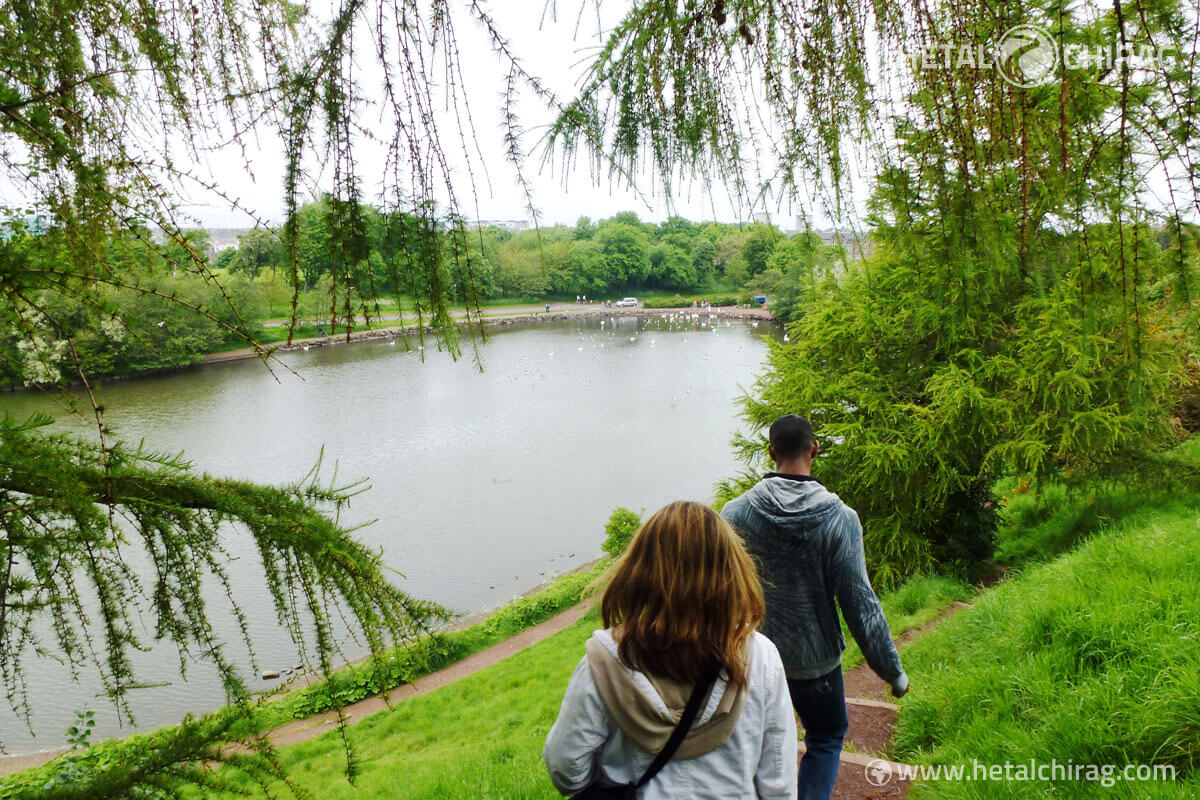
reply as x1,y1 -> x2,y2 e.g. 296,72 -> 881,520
179,1 -> 832,230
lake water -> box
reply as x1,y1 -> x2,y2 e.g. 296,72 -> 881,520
0,314 -> 776,754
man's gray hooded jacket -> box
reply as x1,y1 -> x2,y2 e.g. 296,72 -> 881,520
721,474 -> 906,689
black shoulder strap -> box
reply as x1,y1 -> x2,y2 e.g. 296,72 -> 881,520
634,673 -> 716,788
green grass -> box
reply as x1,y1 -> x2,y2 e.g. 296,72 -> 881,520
169,572 -> 968,799
894,495 -> 1200,798
225,322 -> 327,348
993,437 -> 1200,567
189,609 -> 603,800
841,574 -> 976,671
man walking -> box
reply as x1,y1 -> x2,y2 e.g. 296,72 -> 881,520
721,414 -> 908,800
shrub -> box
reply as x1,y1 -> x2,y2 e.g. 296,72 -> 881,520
639,293 -> 748,309
641,295 -> 689,309
601,507 -> 642,556
705,293 -> 748,306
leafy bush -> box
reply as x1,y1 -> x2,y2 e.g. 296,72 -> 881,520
289,635 -> 465,717
639,293 -> 748,309
641,295 -> 689,308
704,293 -> 748,306
601,507 -> 642,556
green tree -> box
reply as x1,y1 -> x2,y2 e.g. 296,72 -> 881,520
608,210 -> 647,230
596,221 -> 650,288
649,242 -> 698,289
573,216 -> 597,240
659,215 -> 697,239
494,228 -> 555,297
601,507 -> 643,557
567,239 -> 610,294
740,222 -> 784,276
232,227 -> 283,277
742,266 -> 782,294
214,247 -> 238,272
768,233 -> 844,321
691,236 -> 717,286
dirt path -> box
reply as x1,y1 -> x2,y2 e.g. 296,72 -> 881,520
0,600 -> 594,777
823,600 -> 972,799
262,600 -> 592,748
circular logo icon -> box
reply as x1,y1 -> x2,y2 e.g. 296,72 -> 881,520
996,24 -> 1058,87
865,758 -> 894,787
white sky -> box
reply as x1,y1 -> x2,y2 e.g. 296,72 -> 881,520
178,1 -> 837,230
6,3 -> 1192,231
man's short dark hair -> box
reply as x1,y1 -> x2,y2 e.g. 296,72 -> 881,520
769,414 -> 815,461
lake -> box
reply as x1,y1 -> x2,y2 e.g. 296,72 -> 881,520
0,313 -> 777,754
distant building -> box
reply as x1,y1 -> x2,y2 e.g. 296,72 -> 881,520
471,219 -> 531,232
777,215 -> 873,262
206,228 -> 253,253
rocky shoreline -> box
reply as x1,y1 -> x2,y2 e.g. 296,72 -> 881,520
204,305 -> 779,365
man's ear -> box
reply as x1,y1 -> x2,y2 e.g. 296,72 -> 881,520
811,440 -> 820,459
767,444 -> 776,465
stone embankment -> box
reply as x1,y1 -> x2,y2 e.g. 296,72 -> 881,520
204,304 -> 778,365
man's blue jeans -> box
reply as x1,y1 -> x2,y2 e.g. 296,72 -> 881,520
787,667 -> 849,800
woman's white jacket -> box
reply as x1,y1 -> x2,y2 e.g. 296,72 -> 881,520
543,630 -> 798,799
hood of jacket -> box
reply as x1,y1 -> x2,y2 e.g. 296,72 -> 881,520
740,476 -> 843,529
584,629 -> 749,761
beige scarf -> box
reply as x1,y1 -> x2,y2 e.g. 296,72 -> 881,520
584,634 -> 750,760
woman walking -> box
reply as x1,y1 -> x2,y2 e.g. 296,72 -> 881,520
544,500 -> 797,798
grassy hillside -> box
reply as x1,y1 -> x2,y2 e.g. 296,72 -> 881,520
168,575 -> 967,800
191,611 -> 599,800
895,475 -> 1200,798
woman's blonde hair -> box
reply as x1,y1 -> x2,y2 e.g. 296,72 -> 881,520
601,500 -> 764,688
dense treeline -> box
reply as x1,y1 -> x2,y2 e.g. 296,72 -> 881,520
215,202 -> 849,304
1,203 -> 845,387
